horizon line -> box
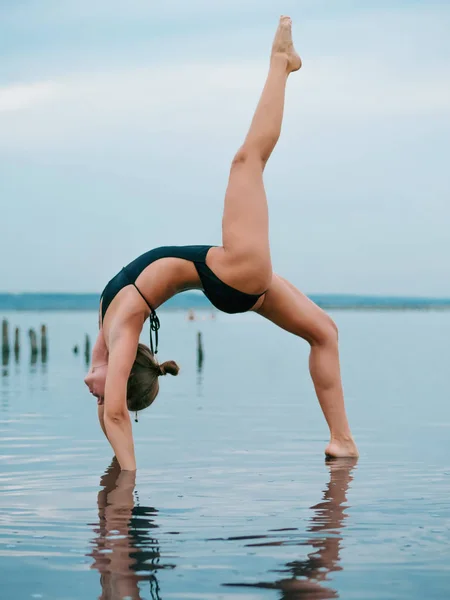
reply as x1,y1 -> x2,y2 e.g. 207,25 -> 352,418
1,291 -> 450,300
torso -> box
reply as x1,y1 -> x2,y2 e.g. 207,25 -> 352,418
101,256 -> 201,344
100,245 -> 266,349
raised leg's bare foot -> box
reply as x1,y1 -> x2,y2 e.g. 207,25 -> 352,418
271,15 -> 302,73
325,437 -> 359,459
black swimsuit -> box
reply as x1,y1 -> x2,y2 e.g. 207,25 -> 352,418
100,245 -> 264,352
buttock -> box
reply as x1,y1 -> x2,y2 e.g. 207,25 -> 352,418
194,253 -> 265,314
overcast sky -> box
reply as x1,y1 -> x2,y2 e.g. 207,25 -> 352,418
1,1 -> 449,295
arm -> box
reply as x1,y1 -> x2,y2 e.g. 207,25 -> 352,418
103,326 -> 140,471
91,328 -> 108,366
91,329 -> 109,437
97,404 -> 109,440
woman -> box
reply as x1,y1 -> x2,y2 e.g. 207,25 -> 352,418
84,16 -> 358,470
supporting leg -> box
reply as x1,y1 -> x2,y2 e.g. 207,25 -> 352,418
257,275 -> 359,458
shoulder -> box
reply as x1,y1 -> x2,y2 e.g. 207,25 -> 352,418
109,315 -> 142,348
104,291 -> 147,345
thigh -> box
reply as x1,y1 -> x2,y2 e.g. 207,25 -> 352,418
208,155 -> 272,295
222,157 -> 269,258
255,274 -> 334,345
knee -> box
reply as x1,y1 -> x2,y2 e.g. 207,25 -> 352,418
231,146 -> 264,169
309,314 -> 339,347
231,147 -> 247,167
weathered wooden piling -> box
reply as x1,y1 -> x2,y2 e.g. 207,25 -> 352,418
14,327 -> 20,362
84,334 -> 91,365
197,331 -> 204,372
29,329 -> 38,358
40,324 -> 48,362
2,319 -> 10,366
2,319 -> 10,354
14,327 -> 20,353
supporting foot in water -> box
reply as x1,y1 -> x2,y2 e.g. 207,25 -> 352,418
271,16 -> 302,73
325,436 -> 359,458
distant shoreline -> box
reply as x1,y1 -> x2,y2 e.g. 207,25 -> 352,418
1,292 -> 450,312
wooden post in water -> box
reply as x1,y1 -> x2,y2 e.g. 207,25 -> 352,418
197,331 -> 204,373
29,329 -> 38,362
40,325 -> 48,362
2,319 -> 10,354
2,319 -> 10,365
84,334 -> 91,366
14,327 -> 20,362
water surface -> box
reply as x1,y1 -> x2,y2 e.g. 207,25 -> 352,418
1,310 -> 449,599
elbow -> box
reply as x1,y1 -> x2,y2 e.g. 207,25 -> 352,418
104,408 -> 129,425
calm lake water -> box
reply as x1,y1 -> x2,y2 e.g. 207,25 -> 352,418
0,309 -> 449,600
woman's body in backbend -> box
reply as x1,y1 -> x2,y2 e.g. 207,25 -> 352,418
84,17 -> 359,470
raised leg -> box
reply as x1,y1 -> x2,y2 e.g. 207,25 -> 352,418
256,274 -> 359,458
208,16 -> 301,295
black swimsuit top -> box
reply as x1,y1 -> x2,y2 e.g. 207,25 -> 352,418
100,245 -> 264,353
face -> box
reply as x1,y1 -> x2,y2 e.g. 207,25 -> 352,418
84,364 -> 108,403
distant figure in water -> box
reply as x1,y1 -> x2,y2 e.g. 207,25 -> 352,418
187,309 -> 196,321
84,17 -> 358,470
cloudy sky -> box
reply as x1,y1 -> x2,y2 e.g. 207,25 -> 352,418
1,1 -> 449,295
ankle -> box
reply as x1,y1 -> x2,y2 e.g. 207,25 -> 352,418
330,432 -> 354,445
270,52 -> 290,71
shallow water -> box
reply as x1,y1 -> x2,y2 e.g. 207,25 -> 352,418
0,309 -> 449,600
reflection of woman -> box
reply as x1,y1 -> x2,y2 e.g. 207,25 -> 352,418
83,16 -> 358,470
226,458 -> 357,599
88,459 -> 172,600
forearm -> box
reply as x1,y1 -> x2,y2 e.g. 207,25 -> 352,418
102,326 -> 140,471
104,413 -> 136,470
97,404 -> 109,440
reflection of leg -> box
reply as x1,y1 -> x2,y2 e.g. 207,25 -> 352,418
223,459 -> 357,597
311,459 -> 357,532
257,275 -> 358,458
274,459 -> 357,597
209,17 -> 301,295
305,458 -> 357,584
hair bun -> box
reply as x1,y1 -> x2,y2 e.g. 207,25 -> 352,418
158,360 -> 180,377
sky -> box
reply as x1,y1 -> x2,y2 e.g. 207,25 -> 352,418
1,1 -> 449,295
